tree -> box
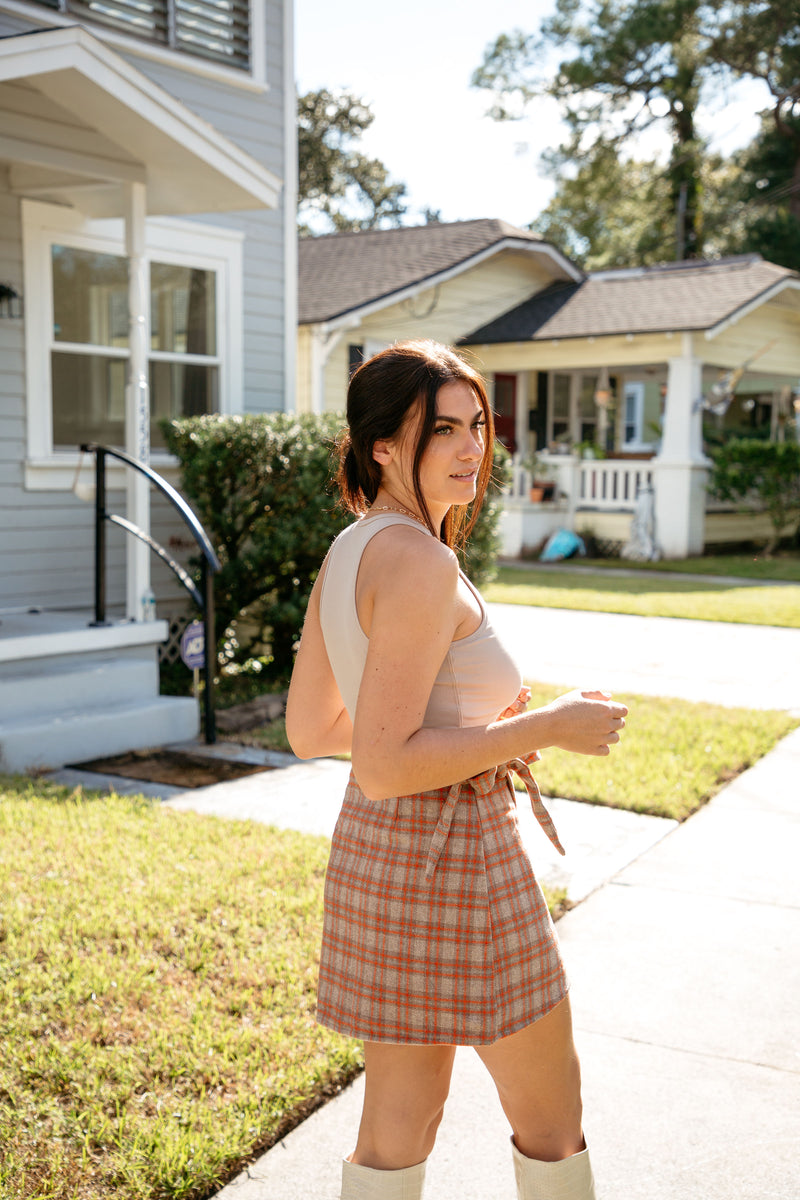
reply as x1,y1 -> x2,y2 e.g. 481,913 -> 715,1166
297,88 -> 407,235
532,144 -> 747,268
726,113 -> 800,270
703,0 -> 800,219
472,1 -> 709,257
473,1 -> 800,263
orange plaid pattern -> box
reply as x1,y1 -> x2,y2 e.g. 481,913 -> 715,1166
316,766 -> 568,1045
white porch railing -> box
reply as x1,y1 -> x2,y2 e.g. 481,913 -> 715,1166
578,460 -> 654,510
508,455 -> 653,512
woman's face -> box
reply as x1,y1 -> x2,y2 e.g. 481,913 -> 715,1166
413,380 -> 488,513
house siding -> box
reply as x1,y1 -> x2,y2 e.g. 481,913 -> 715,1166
299,251 -> 560,414
0,4 -> 290,614
697,303 -> 800,377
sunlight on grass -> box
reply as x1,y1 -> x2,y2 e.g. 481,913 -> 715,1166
484,567 -> 800,627
522,683 -> 798,820
0,778 -> 361,1199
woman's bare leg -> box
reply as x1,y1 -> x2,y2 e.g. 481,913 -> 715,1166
475,996 -> 584,1162
351,1041 -> 457,1170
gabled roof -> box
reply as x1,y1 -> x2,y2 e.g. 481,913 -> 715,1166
462,256 -> 799,344
298,219 -> 583,325
0,26 -> 281,217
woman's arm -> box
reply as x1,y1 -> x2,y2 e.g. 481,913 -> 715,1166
351,534 -> 627,801
285,571 -> 353,759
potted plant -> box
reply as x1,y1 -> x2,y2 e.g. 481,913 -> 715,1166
522,453 -> 556,502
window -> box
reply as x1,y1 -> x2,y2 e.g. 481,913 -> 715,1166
23,200 -> 242,487
28,0 -> 251,70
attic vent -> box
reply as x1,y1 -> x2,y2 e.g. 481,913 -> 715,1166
30,0 -> 251,70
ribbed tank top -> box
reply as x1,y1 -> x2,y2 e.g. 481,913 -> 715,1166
318,512 -> 522,728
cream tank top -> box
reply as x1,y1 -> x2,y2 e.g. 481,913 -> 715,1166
318,513 -> 522,728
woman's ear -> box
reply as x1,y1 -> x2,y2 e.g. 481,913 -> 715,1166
372,437 -> 395,467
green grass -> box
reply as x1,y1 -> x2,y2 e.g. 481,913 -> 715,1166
520,683 -> 798,821
484,566 -> 800,627
578,551 -> 800,582
0,778 -> 361,1199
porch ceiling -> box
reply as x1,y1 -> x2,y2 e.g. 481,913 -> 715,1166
0,26 -> 281,217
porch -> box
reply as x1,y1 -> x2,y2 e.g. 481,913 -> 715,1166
0,609 -> 197,773
500,455 -> 775,558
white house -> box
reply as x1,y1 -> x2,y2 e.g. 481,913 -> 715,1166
0,0 -> 295,770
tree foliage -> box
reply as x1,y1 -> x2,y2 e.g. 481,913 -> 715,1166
297,88 -> 407,234
472,0 -> 800,263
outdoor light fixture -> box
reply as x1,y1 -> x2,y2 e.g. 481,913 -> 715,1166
0,283 -> 22,319
594,367 -> 611,408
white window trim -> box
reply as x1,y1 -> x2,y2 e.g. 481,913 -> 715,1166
0,0 -> 268,91
22,198 -> 243,490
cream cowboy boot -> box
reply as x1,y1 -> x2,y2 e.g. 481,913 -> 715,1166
511,1137 -> 597,1200
340,1156 -> 426,1199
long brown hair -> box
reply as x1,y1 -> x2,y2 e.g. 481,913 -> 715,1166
336,339 -> 494,550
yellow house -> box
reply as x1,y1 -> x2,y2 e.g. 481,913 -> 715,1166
297,220 -> 800,558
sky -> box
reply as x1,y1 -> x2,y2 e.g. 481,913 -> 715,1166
294,0 -> 772,231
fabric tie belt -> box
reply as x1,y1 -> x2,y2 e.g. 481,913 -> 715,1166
424,758 -> 565,881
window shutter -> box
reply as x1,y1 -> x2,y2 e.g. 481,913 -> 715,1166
27,0 -> 250,70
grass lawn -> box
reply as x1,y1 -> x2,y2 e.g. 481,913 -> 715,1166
520,684 -> 798,820
0,778 -> 361,1200
577,551 -> 800,582
484,566 -> 800,628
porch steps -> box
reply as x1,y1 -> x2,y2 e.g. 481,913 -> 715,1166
0,639 -> 198,774
0,694 -> 198,775
0,650 -> 156,722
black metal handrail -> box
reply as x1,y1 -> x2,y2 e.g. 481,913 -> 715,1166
81,443 -> 221,743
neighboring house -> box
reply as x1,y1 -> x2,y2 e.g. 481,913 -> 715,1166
0,0 -> 295,770
297,222 -> 800,559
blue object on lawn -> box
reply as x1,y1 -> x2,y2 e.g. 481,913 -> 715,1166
540,529 -> 586,562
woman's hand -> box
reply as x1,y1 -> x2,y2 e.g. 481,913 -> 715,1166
544,689 -> 627,757
497,686 -> 531,721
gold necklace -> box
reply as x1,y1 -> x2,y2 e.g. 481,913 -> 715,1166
369,504 -> 429,528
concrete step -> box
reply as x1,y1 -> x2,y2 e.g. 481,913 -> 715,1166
0,695 -> 199,773
0,649 -> 157,721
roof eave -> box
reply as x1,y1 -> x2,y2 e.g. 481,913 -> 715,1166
0,26 -> 281,215
705,277 -> 800,340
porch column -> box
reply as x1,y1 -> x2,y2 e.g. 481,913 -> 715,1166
515,371 -> 528,458
309,325 -> 346,415
653,335 -> 710,557
123,181 -> 151,619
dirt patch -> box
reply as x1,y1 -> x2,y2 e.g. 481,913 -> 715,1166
76,749 -> 274,789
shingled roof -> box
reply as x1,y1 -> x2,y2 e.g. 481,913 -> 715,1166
298,218 -> 580,325
462,256 -> 797,344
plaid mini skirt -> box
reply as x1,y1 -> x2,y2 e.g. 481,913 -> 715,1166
316,760 -> 569,1046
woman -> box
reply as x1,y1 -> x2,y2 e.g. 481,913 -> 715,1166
286,340 -> 627,1200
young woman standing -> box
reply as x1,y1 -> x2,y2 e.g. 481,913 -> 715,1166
286,340 -> 626,1200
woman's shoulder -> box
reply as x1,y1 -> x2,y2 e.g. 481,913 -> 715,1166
364,522 -> 458,600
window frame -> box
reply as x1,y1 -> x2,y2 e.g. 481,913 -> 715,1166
22,198 -> 243,489
0,0 -> 267,89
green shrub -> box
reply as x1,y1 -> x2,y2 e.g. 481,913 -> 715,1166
709,438 -> 800,552
163,415 -> 510,686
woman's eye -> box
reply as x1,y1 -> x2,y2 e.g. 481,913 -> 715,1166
435,426 -> 452,436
